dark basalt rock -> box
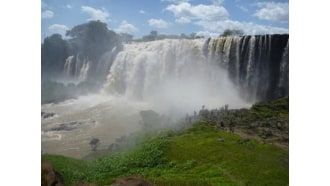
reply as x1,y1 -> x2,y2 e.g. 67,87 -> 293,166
42,111 -> 56,119
47,119 -> 96,132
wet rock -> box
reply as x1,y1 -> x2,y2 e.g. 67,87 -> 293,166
42,112 -> 56,119
261,129 -> 273,139
276,122 -> 284,130
249,122 -> 259,129
111,177 -> 154,186
47,119 -> 96,132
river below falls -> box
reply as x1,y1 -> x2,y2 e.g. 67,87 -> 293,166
41,94 -> 151,159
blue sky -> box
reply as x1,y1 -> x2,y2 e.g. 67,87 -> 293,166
41,0 -> 288,41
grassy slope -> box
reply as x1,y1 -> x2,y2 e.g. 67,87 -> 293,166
42,97 -> 289,186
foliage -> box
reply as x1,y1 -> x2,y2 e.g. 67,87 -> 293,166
66,21 -> 122,63
221,29 -> 244,37
250,96 -> 289,120
138,31 -> 204,42
41,34 -> 70,80
42,21 -> 123,85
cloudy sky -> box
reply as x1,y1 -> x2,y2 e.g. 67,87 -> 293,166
41,0 -> 288,41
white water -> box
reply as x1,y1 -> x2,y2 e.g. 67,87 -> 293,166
42,39 -> 250,158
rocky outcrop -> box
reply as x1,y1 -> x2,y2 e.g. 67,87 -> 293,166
41,162 -> 64,186
42,112 -> 56,119
46,119 -> 96,132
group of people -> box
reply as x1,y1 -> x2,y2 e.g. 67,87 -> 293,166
185,104 -> 236,133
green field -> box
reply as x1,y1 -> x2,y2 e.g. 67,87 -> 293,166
42,123 -> 288,186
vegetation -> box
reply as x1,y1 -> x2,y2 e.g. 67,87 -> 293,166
135,30 -> 204,42
42,97 -> 289,186
41,34 -> 70,80
221,29 -> 244,37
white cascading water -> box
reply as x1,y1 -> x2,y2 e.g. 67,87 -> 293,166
102,39 -> 248,116
42,39 -> 250,158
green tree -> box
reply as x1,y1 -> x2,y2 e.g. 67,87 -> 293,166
221,29 -> 244,37
41,34 -> 69,81
66,20 -> 122,62
66,21 -> 123,84
142,30 -> 158,41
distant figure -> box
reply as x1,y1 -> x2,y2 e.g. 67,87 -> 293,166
220,121 -> 224,128
229,119 -> 235,133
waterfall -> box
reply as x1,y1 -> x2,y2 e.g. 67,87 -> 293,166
205,34 -> 289,101
64,55 -> 74,77
102,39 -> 248,115
62,34 -> 288,103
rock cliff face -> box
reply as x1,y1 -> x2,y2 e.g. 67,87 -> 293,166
205,34 -> 289,101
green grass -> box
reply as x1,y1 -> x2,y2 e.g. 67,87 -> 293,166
42,123 -> 288,186
163,123 -> 288,186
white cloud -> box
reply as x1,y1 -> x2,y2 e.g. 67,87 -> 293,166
48,24 -> 69,36
139,10 -> 146,14
165,1 -> 287,35
41,10 -> 54,19
176,17 -> 191,23
196,19 -> 288,35
66,4 -> 72,9
81,6 -> 110,22
148,19 -> 170,28
195,30 -> 220,38
166,2 -> 229,23
115,20 -> 139,34
254,2 -> 288,23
